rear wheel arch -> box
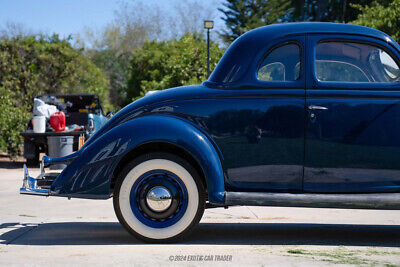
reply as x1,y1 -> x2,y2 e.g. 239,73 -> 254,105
111,142 -> 207,197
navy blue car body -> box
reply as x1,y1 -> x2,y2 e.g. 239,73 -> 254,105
20,22 -> 400,241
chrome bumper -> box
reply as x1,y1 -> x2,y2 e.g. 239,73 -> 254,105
20,163 -> 51,196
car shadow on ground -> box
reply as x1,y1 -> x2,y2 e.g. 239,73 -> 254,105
1,222 -> 400,246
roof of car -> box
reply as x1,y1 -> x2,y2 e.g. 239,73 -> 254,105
207,22 -> 399,87
239,22 -> 392,42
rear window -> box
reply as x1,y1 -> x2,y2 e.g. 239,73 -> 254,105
257,43 -> 301,81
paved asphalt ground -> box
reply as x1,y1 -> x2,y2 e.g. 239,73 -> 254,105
1,165 -> 400,266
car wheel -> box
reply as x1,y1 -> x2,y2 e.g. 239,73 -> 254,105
113,152 -> 205,243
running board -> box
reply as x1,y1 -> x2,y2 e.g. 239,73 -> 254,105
225,192 -> 400,210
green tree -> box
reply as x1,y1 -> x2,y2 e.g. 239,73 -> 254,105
81,5 -> 150,108
127,33 -> 225,100
81,0 -> 220,107
351,0 -> 400,43
219,0 -> 390,44
288,0 -> 383,23
219,0 -> 291,43
89,49 -> 132,107
0,34 -> 110,156
0,87 -> 30,156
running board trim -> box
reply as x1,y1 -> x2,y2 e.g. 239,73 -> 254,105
225,192 -> 400,210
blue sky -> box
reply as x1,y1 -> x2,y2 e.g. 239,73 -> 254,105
0,0 -> 120,37
0,0 -> 224,39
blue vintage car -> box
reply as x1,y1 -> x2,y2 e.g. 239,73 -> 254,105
20,22 -> 400,242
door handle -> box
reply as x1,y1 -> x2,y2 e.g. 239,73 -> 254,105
308,105 -> 328,111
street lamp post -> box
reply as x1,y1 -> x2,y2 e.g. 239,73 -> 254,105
204,20 -> 214,78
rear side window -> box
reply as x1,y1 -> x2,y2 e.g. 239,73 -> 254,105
258,43 -> 301,81
315,42 -> 400,83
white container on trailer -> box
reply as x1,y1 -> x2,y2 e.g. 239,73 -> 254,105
32,116 -> 46,133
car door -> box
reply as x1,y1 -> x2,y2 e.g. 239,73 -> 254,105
215,36 -> 306,192
304,34 -> 400,193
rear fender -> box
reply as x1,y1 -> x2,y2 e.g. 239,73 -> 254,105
51,114 -> 225,204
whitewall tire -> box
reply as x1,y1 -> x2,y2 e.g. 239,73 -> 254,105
113,152 -> 205,242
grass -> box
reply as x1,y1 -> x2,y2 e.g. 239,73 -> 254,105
365,249 -> 400,256
287,249 -> 307,255
284,247 -> 400,266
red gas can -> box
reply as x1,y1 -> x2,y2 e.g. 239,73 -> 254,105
50,111 -> 66,132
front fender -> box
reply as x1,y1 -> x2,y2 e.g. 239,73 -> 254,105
51,114 -> 225,204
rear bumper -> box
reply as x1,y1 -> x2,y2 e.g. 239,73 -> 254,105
20,152 -> 79,196
20,163 -> 55,196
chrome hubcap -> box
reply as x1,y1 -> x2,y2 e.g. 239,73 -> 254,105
146,186 -> 172,212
